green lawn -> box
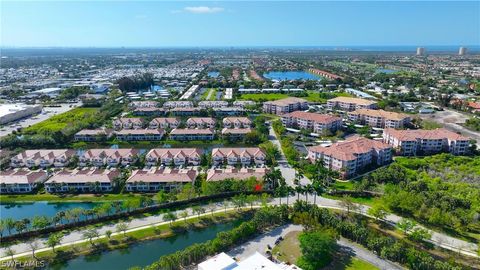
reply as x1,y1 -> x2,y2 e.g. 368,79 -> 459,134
239,93 -> 289,101
22,107 -> 99,134
330,257 -> 379,270
332,181 -> 356,191
201,88 -> 217,101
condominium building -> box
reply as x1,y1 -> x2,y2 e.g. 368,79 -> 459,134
281,111 -> 342,134
74,128 -> 111,142
11,149 -> 76,168
170,107 -> 201,116
78,148 -> 139,167
221,128 -> 252,140
213,107 -> 245,116
125,168 -> 198,192
114,129 -> 165,141
163,101 -> 193,109
113,118 -> 144,130
145,148 -> 203,167
0,169 -> 49,193
45,168 -> 120,193
308,136 -> 392,178
186,117 -> 216,128
211,147 -> 266,166
198,101 -> 228,108
223,117 -> 252,128
129,101 -> 159,108
206,168 -> 268,182
348,109 -> 411,128
169,128 -> 215,141
132,107 -> 165,116
148,118 -> 180,129
383,128 -> 470,156
262,97 -> 308,115
326,97 -> 378,112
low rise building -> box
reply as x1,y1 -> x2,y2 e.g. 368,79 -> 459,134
198,252 -> 298,270
211,147 -> 266,166
213,107 -> 245,116
11,149 -> 76,168
223,117 -> 252,128
145,148 -> 203,166
170,107 -> 201,116
114,129 -> 164,141
326,97 -> 378,112
221,128 -> 252,140
148,117 -> 180,129
198,101 -> 228,108
186,117 -> 216,128
0,169 -> 48,193
78,148 -> 139,167
132,107 -> 165,116
308,136 -> 392,178
281,111 -> 342,134
383,128 -> 470,156
74,128 -> 111,142
113,118 -> 144,130
125,168 -> 197,192
263,97 -> 308,115
169,128 -> 215,141
348,109 -> 410,128
163,101 -> 194,109
0,103 -> 43,125
129,101 -> 159,108
45,168 -> 120,193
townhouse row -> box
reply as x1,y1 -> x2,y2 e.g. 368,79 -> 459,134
10,147 -> 267,168
0,167 -> 269,194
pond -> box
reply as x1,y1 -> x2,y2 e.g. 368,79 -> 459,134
207,71 -> 220,78
263,71 -> 321,81
0,202 -> 100,221
375,68 -> 397,74
47,221 -> 238,270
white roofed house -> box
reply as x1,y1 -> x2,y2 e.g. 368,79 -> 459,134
45,168 -> 120,193
186,117 -> 216,128
11,149 -> 77,168
113,118 -> 145,130
145,148 -> 203,167
223,117 -> 252,128
148,117 -> 180,129
211,147 -> 266,167
74,128 -> 111,142
78,148 -> 139,167
0,169 -> 49,194
125,168 -> 198,192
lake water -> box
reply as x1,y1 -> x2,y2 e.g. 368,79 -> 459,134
263,71 -> 321,81
376,68 -> 397,74
208,71 -> 220,78
0,202 -> 100,221
47,221 -> 238,270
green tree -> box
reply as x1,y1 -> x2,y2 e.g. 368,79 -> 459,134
105,230 -> 113,240
368,203 -> 388,221
297,230 -> 336,270
4,247 -> 15,261
45,233 -> 63,252
116,222 -> 129,237
397,218 -> 417,235
83,228 -> 99,246
163,212 -> 177,226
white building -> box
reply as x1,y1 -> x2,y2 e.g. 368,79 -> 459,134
0,104 -> 43,125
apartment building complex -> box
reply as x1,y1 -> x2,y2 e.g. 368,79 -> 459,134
45,168 -> 120,193
169,128 -> 215,141
211,147 -> 266,166
327,97 -> 378,111
114,129 -> 165,141
281,111 -> 342,134
383,128 -> 470,156
186,117 -> 216,128
308,136 -> 392,178
223,117 -> 252,128
348,109 -> 411,128
125,168 -> 198,192
148,118 -> 180,129
78,148 -> 139,167
0,169 -> 48,193
145,148 -> 203,166
11,149 -> 76,168
262,97 -> 308,115
113,118 -> 145,130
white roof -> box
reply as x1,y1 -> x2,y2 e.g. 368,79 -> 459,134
235,252 -> 283,270
198,252 -> 236,270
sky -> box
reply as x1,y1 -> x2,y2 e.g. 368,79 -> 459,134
1,1 -> 479,47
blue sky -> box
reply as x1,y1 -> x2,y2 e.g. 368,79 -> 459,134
1,1 -> 479,47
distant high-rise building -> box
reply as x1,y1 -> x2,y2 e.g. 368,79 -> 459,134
459,47 -> 467,56
416,47 -> 425,56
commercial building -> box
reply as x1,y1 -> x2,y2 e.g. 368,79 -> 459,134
78,148 -> 139,167
0,104 -> 43,125
45,168 -> 120,193
211,147 -> 266,166
114,129 -> 165,141
145,148 -> 203,167
125,168 -> 197,192
326,97 -> 378,112
308,136 -> 392,178
383,128 -> 470,156
0,169 -> 48,194
281,111 -> 342,134
348,109 -> 411,128
11,149 -> 76,168
263,97 -> 308,115
169,128 -> 215,141
223,117 -> 252,128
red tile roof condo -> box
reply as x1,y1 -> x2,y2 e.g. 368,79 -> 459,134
0,169 -> 48,193
211,147 -> 266,166
125,167 -> 198,192
206,168 -> 269,182
79,148 -> 139,167
282,111 -> 341,124
11,149 -> 76,168
327,96 -> 378,111
170,128 -> 215,135
263,97 -> 309,115
348,109 -> 411,128
145,148 -> 203,166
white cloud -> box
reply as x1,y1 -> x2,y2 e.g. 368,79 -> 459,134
183,6 -> 224,14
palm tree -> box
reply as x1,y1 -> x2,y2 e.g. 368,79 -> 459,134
286,186 -> 295,205
295,185 -> 303,202
304,184 -> 314,203
312,182 -> 323,205
180,210 -> 189,224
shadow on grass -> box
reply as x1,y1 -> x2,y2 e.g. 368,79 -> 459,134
323,244 -> 355,270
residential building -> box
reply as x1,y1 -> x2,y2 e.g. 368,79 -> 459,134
149,117 -> 180,129
281,111 -> 342,134
198,252 -> 299,270
78,148 -> 139,167
74,128 -> 111,142
114,129 -> 165,141
198,101 -> 228,108
11,149 -> 76,168
211,147 -> 266,166
326,97 -> 378,111
163,101 -> 194,109
221,128 -> 252,140
308,136 -> 392,178
383,128 -> 470,156
113,118 -> 144,130
262,97 -> 308,115
213,107 -> 245,116
170,107 -> 201,116
206,168 -> 268,182
0,169 -> 48,193
145,148 -> 203,166
223,117 -> 252,128
186,117 -> 216,128
132,107 -> 165,116
129,101 -> 159,108
233,100 -> 255,108
125,168 -> 197,192
348,109 -> 411,128
45,168 -> 120,193
169,128 -> 215,141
